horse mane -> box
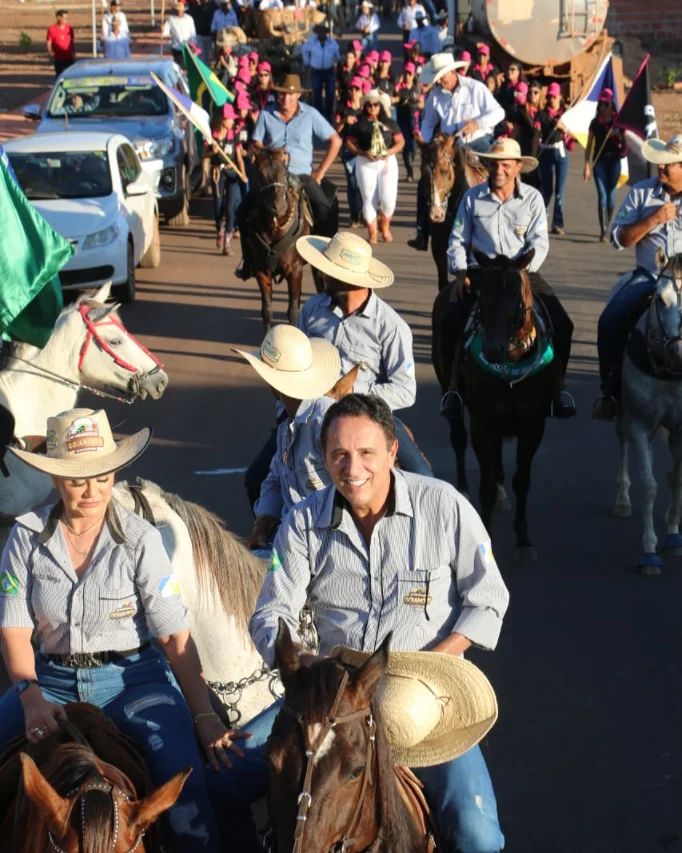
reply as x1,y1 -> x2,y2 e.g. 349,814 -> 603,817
160,488 -> 264,633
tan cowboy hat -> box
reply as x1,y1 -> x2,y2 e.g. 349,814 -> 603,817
272,74 -> 310,94
336,647 -> 498,767
641,134 -> 682,166
8,408 -> 151,479
361,88 -> 392,116
295,231 -> 394,289
233,326 -> 341,400
474,137 -> 538,173
420,52 -> 469,87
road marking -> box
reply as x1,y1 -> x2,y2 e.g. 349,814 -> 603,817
194,467 -> 248,476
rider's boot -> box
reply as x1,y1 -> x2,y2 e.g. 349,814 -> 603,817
367,219 -> 379,244
550,366 -> 577,419
378,212 -> 393,242
407,230 -> 428,251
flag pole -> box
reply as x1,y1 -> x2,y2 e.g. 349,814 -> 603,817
159,0 -> 166,55
150,72 -> 247,182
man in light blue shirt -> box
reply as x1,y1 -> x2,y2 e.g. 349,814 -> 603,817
210,0 -> 238,35
413,12 -> 440,58
301,23 -> 341,121
593,134 -> 682,419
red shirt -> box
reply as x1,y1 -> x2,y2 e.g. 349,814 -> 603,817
47,24 -> 75,61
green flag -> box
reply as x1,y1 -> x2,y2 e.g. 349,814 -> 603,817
0,155 -> 72,348
183,44 -> 234,111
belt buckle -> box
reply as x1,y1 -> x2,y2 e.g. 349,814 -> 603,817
64,652 -> 102,668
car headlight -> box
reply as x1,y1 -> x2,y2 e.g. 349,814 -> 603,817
82,224 -> 119,250
135,136 -> 175,160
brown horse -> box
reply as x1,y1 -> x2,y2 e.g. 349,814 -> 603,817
266,621 -> 435,853
0,703 -> 189,853
424,135 -> 486,291
249,148 -> 319,330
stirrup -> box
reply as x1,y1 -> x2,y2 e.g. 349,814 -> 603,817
551,390 -> 576,419
440,390 -> 464,421
591,394 -> 617,422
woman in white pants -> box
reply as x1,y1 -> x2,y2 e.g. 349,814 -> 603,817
346,89 -> 404,243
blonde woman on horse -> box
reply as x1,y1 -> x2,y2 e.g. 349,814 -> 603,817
0,409 -> 248,851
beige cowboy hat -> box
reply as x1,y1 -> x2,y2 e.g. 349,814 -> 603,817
233,326 -> 341,400
8,408 -> 151,479
335,647 -> 498,767
474,137 -> 538,173
361,88 -> 392,116
420,52 -> 469,87
296,231 -> 394,289
641,134 -> 682,166
272,73 -> 310,94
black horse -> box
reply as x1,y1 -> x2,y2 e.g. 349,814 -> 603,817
432,251 -> 554,561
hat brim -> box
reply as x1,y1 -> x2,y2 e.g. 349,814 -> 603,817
296,235 -> 394,289
335,648 -> 498,767
271,84 -> 310,94
233,337 -> 341,399
474,148 -> 539,173
420,59 -> 468,87
8,428 -> 152,479
641,138 -> 682,165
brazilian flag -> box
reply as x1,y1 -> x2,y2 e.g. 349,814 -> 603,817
183,44 -> 235,113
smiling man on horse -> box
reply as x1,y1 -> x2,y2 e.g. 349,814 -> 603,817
593,133 -> 682,421
235,73 -> 342,281
441,136 -> 576,423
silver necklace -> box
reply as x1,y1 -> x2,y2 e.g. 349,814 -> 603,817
61,519 -> 102,557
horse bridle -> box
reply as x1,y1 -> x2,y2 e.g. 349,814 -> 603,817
647,276 -> 682,375
259,178 -> 297,232
46,779 -> 145,853
282,668 -> 377,853
428,151 -> 456,216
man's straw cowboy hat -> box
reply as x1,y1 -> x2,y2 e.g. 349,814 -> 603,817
420,52 -> 469,87
272,74 -> 310,94
8,408 -> 150,478
474,137 -> 538,173
336,647 -> 498,767
642,134 -> 682,166
296,231 -> 394,289
233,326 -> 341,400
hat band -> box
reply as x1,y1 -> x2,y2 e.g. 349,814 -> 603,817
260,349 -> 314,372
666,143 -> 682,155
322,245 -> 370,275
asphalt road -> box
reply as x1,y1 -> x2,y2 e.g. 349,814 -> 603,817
50,148 -> 682,852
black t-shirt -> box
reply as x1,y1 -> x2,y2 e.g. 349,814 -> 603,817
374,72 -> 395,97
588,116 -> 624,162
336,102 -> 363,140
348,115 -> 400,153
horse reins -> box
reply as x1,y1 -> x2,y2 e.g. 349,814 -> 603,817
283,668 -> 377,853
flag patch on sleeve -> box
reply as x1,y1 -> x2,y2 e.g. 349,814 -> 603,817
0,572 -> 19,596
158,574 -> 181,598
269,550 -> 283,573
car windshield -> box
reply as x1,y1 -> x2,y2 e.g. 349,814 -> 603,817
47,75 -> 169,118
7,150 -> 112,200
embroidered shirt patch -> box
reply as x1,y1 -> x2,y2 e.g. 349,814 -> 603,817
0,572 -> 20,596
158,574 -> 181,598
269,550 -> 283,573
403,588 -> 432,607
109,600 -> 137,620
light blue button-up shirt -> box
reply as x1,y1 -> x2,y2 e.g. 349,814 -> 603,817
297,292 -> 416,411
420,75 -> 505,145
252,102 -> 335,176
415,24 -> 440,55
447,180 -> 549,274
301,36 -> 341,70
610,177 -> 682,274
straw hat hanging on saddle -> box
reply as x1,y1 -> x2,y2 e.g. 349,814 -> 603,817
272,73 -> 310,94
641,134 -> 682,165
473,137 -> 539,173
296,231 -> 394,289
335,646 -> 498,767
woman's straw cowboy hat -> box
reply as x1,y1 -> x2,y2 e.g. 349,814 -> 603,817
335,647 -> 498,767
272,73 -> 310,94
420,52 -> 469,87
642,134 -> 682,166
474,137 -> 538,173
296,231 -> 394,289
8,408 -> 150,478
234,326 -> 341,400
361,87 -> 392,116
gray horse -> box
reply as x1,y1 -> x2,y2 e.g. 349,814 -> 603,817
613,252 -> 682,574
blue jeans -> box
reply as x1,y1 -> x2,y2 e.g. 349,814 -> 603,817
593,157 -> 621,215
395,416 -> 432,477
397,114 -> 416,178
342,148 -> 362,224
211,699 -> 503,853
311,67 -> 336,120
597,268 -> 655,394
539,147 -> 569,229
212,171 -> 242,232
0,648 -> 221,852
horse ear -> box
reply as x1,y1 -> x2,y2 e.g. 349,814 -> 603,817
131,768 -> 191,833
656,247 -> 669,269
274,618 -> 301,684
514,249 -> 535,271
352,632 -> 391,701
472,249 -> 491,268
19,753 -> 72,839
86,303 -> 117,323
90,282 -> 112,303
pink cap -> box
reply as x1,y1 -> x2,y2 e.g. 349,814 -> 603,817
352,39 -> 363,51
362,80 -> 372,94
598,86 -> 614,103
257,61 -> 272,73
236,69 -> 251,85
514,81 -> 529,95
222,103 -> 238,119
476,42 -> 490,56
459,50 -> 471,62
236,92 -> 252,111
404,61 -> 416,73
404,40 -> 417,50
349,75 -> 364,88
379,50 -> 392,62
238,54 -> 250,66
248,50 -> 259,61
367,50 -> 379,62
547,81 -> 562,97
357,64 -> 371,78
417,55 -> 426,65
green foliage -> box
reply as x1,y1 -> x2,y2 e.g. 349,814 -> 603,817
18,31 -> 32,49
658,64 -> 682,88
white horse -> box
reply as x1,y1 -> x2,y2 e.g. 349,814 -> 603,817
114,479 -> 281,726
613,253 -> 682,575
0,284 -> 168,518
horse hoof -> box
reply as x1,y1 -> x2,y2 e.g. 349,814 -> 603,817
662,533 -> 682,556
514,546 -> 537,563
612,503 -> 632,518
637,553 -> 663,576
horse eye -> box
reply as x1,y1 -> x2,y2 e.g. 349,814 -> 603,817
349,765 -> 365,780
108,337 -> 123,346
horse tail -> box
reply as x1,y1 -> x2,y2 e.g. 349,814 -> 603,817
161,490 -> 264,635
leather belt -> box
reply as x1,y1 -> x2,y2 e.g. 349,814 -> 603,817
40,642 -> 150,669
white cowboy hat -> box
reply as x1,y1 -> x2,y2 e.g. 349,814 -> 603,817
233,326 -> 341,400
641,134 -> 682,166
420,52 -> 468,87
296,231 -> 394,289
360,87 -> 392,116
335,647 -> 498,767
474,137 -> 538,173
8,408 -> 151,479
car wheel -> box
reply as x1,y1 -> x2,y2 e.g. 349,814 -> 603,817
113,241 -> 136,304
139,213 -> 162,268
165,164 -> 190,227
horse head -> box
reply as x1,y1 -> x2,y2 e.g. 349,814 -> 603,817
474,249 -> 535,363
266,620 -> 395,853
72,284 -> 168,402
427,134 -> 457,223
254,147 -> 291,221
647,251 -> 682,373
19,745 -> 189,852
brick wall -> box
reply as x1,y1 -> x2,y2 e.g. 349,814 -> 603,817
606,0 -> 681,48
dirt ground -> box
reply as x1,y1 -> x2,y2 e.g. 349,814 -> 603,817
0,1 -> 680,137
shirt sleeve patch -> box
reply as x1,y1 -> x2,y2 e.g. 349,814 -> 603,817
0,572 -> 20,596
269,549 -> 283,573
158,574 -> 181,598
478,541 -> 493,563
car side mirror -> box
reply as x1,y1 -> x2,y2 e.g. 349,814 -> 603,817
23,104 -> 42,121
125,176 -> 150,196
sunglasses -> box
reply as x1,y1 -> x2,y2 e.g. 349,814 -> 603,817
257,72 -> 270,77
366,102 -> 380,108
